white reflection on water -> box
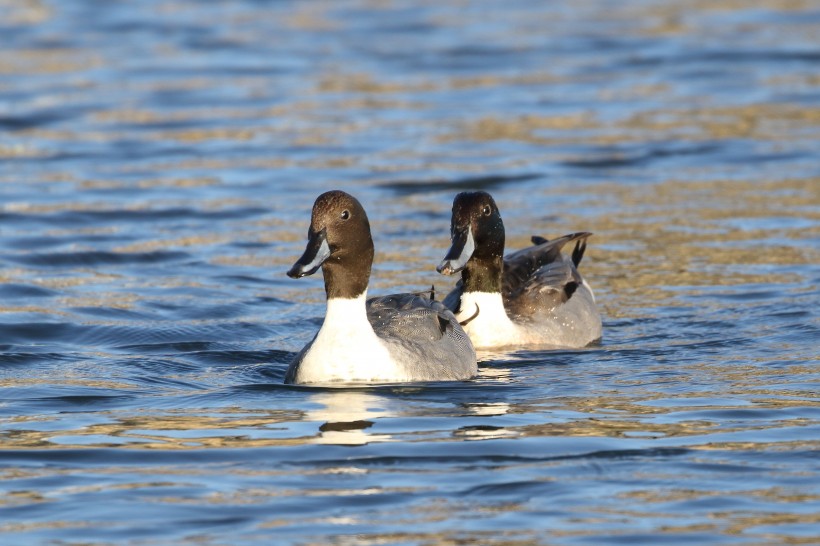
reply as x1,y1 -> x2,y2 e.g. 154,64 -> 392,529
463,402 -> 511,417
305,390 -> 393,446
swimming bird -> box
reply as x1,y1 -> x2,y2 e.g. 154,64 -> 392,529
437,191 -> 602,349
286,190 -> 477,384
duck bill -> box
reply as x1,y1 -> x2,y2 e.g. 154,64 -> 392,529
287,228 -> 331,278
437,226 -> 475,275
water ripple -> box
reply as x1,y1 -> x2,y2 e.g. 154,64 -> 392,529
3,250 -> 190,268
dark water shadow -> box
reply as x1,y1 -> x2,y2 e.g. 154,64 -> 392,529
380,173 -> 543,195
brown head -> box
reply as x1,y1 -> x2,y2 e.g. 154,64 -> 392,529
287,190 -> 374,299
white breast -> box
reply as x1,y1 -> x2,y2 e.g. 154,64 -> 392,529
295,293 -> 404,383
457,286 -> 602,349
456,291 -> 524,349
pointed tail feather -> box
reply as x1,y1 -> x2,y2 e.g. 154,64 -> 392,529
572,239 -> 587,267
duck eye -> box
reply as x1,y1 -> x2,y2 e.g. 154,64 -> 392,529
340,210 -> 350,220
482,205 -> 491,216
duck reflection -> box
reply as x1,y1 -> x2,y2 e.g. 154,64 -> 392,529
455,401 -> 515,439
476,348 -> 523,363
462,401 -> 511,417
306,390 -> 393,446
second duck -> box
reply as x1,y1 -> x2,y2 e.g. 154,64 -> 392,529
437,191 -> 602,349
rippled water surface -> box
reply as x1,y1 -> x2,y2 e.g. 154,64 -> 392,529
2,1 -> 819,544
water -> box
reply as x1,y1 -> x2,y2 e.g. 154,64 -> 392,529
1,0 -> 819,543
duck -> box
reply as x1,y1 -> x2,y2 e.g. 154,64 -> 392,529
436,190 -> 602,349
285,190 -> 477,384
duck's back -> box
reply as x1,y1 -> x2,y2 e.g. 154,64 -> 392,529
367,293 -> 476,381
500,233 -> 587,312
502,233 -> 601,345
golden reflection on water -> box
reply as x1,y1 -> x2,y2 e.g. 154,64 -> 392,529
1,392 -> 400,449
2,381 -> 815,450
1,165 -> 816,449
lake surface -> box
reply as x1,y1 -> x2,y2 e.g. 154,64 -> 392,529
1,1 -> 819,544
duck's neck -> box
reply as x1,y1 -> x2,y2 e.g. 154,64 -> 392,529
321,244 -> 373,300
455,290 -> 520,348
321,291 -> 371,334
461,255 -> 503,294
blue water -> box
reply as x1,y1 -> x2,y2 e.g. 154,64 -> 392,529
1,1 -> 819,544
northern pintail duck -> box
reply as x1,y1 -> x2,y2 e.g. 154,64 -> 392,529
286,190 -> 477,384
437,191 -> 602,349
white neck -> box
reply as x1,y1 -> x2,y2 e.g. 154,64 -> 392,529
296,292 -> 397,383
456,291 -> 522,349
324,292 -> 370,332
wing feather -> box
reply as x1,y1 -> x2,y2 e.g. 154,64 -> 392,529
502,232 -> 591,316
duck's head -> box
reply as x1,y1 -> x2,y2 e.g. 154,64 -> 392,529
437,191 -> 505,276
288,190 -> 374,299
